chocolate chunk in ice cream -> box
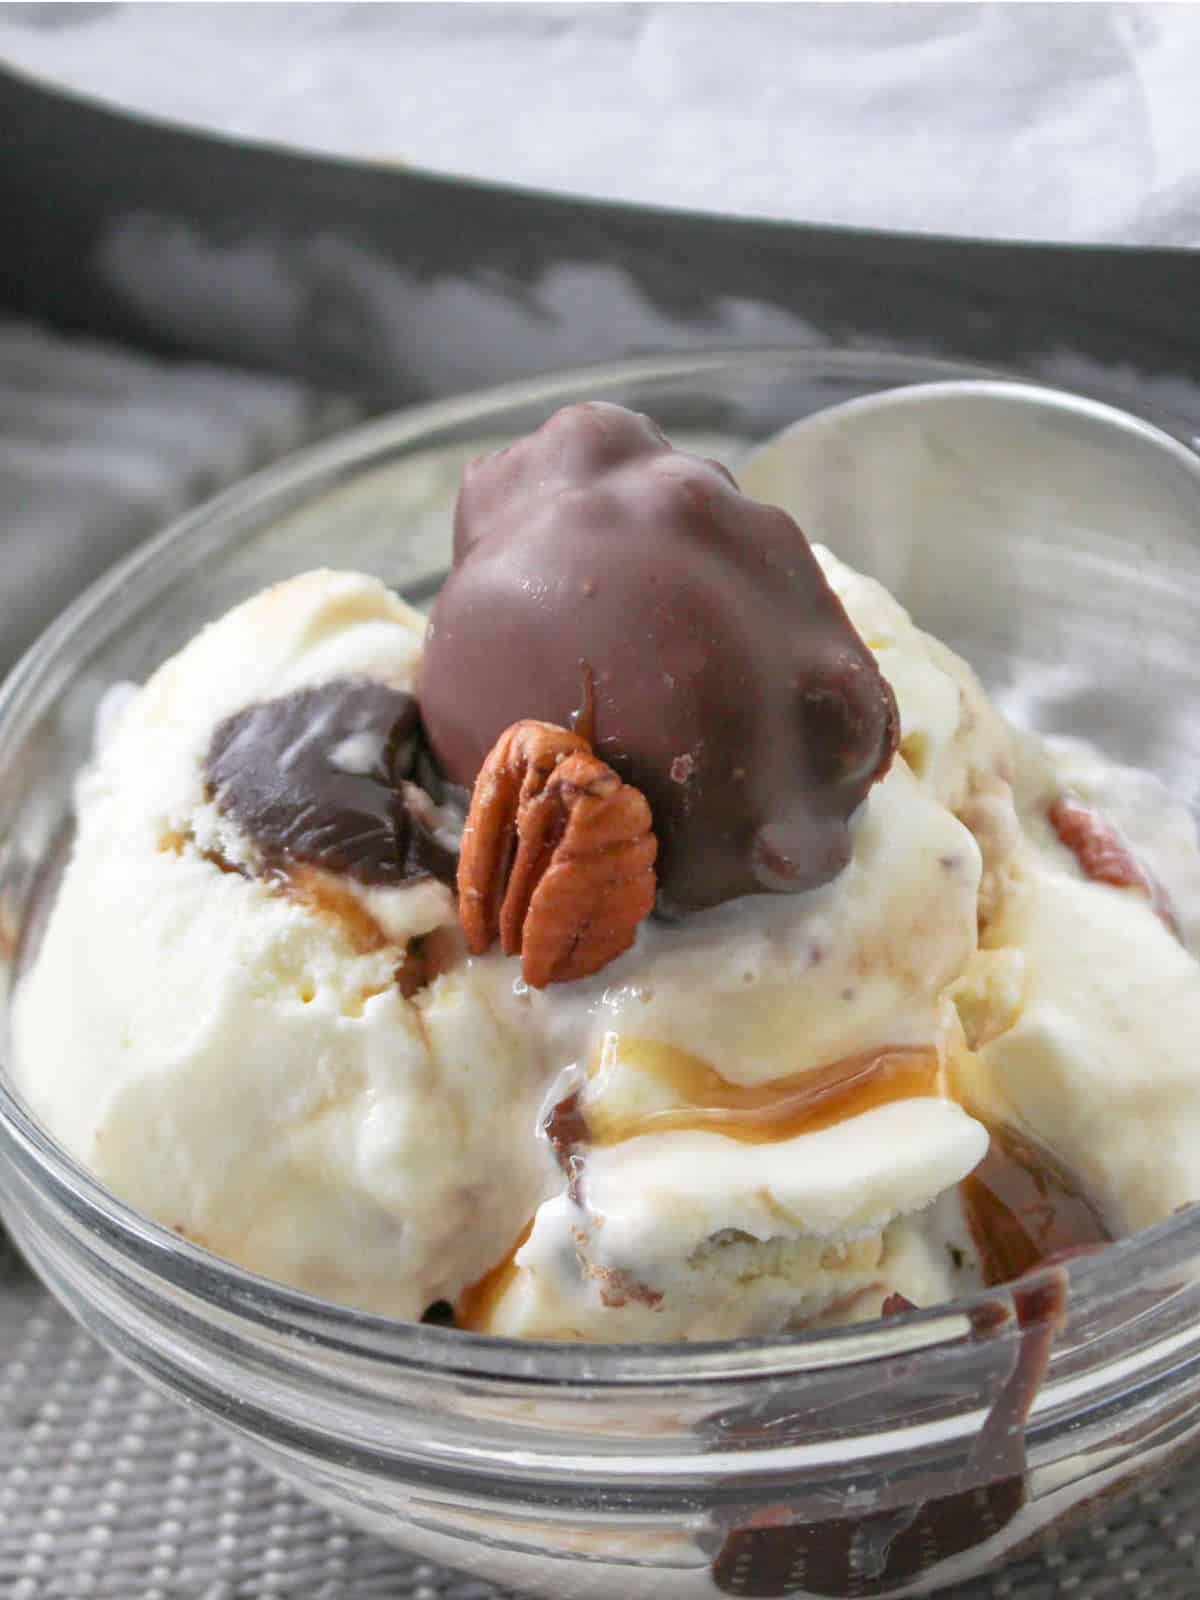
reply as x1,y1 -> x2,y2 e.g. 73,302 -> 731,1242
206,680 -> 458,888
420,402 -> 898,914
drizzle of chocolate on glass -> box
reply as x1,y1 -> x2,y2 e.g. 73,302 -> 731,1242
962,1123 -> 1112,1286
709,1126 -> 1110,1595
709,1269 -> 1071,1597
420,401 -> 899,915
205,680 -> 458,889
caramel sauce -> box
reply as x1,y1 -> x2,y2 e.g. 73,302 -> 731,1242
455,1048 -> 1112,1336
200,844 -> 389,955
394,924 -> 464,999
200,839 -> 457,1003
275,864 -> 391,955
586,1042 -> 944,1147
961,1122 -> 1112,1286
457,1219 -> 533,1333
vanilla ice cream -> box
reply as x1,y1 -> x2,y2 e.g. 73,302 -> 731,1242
957,733 -> 1200,1233
13,406 -> 1200,1343
11,572 -> 547,1319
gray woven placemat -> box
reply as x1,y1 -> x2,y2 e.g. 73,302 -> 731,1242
0,1233 -> 1196,1600
2,320 -> 1200,1599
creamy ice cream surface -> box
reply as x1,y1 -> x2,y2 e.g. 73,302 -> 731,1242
958,733 -> 1200,1233
13,405 -> 1200,1341
12,572 -> 546,1319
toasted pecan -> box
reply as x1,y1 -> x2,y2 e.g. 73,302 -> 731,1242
1049,794 -> 1180,937
458,720 -> 656,986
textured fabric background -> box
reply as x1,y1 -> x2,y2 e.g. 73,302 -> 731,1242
2,322 -> 1200,1597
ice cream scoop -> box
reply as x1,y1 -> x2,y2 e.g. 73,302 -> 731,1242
9,572 -> 548,1321
420,402 -> 898,914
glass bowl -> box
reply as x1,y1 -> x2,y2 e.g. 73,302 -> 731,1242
3,349 -> 1200,1600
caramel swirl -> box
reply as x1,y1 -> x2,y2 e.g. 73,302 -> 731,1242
457,1219 -> 533,1334
586,1041 -> 944,1148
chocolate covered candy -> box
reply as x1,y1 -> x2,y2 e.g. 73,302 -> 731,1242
421,402 -> 898,914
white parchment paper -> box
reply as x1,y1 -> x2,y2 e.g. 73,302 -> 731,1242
3,1 -> 1200,246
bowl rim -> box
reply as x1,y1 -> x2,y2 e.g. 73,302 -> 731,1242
3,344 -> 1200,1387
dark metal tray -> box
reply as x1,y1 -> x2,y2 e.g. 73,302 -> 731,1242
2,66 -> 1196,407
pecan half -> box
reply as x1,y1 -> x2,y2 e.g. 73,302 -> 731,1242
1049,795 -> 1143,889
1049,794 -> 1180,937
458,720 -> 657,987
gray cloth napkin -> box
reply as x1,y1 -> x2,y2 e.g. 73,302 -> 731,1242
0,318 -> 355,673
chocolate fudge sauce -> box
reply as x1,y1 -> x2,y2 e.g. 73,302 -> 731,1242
708,1126 -> 1112,1596
962,1121 -> 1112,1287
205,679 -> 458,888
542,1087 -> 590,1205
